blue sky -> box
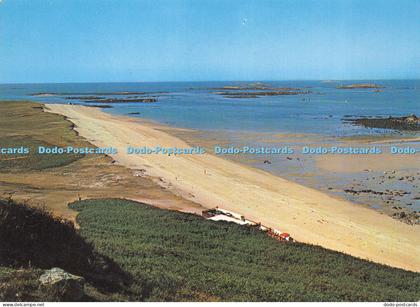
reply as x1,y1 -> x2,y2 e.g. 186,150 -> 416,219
0,0 -> 419,83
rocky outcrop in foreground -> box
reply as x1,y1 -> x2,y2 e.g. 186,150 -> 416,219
39,268 -> 85,301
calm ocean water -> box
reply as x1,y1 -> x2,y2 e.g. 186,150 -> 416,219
0,80 -> 419,136
1,81 -> 419,213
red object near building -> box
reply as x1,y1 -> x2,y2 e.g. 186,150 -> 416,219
280,233 -> 293,242
280,233 -> 290,239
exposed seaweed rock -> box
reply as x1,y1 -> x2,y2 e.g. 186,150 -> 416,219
343,114 -> 419,131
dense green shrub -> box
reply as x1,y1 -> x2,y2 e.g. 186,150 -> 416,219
70,198 -> 420,302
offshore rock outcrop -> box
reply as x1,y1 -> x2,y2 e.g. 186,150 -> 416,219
343,114 -> 420,131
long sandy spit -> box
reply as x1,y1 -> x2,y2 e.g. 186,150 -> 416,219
46,104 -> 420,272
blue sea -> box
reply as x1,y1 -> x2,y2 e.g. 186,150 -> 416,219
1,80 -> 419,137
1,80 -> 419,214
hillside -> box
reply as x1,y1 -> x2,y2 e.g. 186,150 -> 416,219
0,101 -> 419,302
1,198 -> 419,301
0,101 -> 200,222
0,198 -> 129,301
70,199 -> 419,301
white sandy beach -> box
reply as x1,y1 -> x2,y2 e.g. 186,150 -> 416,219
46,104 -> 420,272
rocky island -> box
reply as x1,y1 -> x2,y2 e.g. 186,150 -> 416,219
337,83 -> 384,89
31,91 -> 147,96
83,97 -> 157,103
344,114 -> 420,131
212,84 -> 310,98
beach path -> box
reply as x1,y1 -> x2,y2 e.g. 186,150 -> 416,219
46,104 -> 420,272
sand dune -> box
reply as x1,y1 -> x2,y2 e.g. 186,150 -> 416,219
46,104 -> 420,272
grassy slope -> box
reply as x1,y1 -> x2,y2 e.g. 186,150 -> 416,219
0,267 -> 44,301
0,101 -> 84,171
0,199 -> 129,302
0,101 -> 188,222
0,101 -> 419,302
70,198 -> 420,302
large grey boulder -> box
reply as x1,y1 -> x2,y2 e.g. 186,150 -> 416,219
39,268 -> 85,301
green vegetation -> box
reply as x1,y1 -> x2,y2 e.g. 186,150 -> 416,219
69,199 -> 420,302
0,101 -> 419,302
1,197 -> 419,302
0,199 -> 129,301
0,136 -> 82,171
0,267 -> 45,301
0,102 -> 420,301
0,101 -> 85,172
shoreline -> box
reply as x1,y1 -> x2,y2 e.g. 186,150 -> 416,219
45,104 -> 420,272
167,126 -> 419,224
0,101 -> 204,224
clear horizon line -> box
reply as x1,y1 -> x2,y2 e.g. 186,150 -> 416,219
1,78 -> 419,85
